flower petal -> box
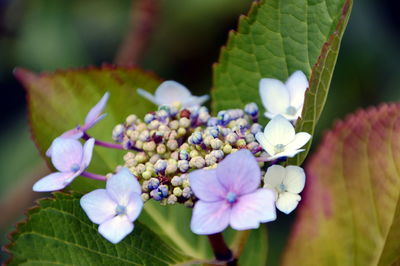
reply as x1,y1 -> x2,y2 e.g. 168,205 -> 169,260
60,128 -> 84,139
84,92 -> 109,125
189,169 -> 226,202
126,193 -> 144,222
98,215 -> 133,244
190,200 -> 230,235
285,132 -> 311,152
255,132 -> 275,156
284,166 -> 306,194
51,138 -> 83,172
265,149 -> 304,161
264,165 -> 285,187
80,189 -> 117,224
259,78 -> 289,115
276,192 -> 301,214
285,71 -> 308,108
137,88 -> 159,105
83,113 -> 107,131
184,95 -> 210,107
263,115 -> 295,145
154,81 -> 192,105
82,138 -> 95,168
106,168 -> 141,206
230,189 -> 276,230
216,149 -> 261,195
264,112 -> 298,122
46,131 -> 83,157
32,172 -> 77,192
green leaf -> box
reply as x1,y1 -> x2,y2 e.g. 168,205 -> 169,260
282,104 -> 400,265
212,0 -> 353,165
16,66 -> 161,191
5,192 -> 192,265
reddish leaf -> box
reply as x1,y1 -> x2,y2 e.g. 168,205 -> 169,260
283,104 -> 400,265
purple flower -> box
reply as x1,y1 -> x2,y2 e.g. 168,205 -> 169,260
189,149 -> 276,235
80,168 -> 143,244
33,138 -> 95,192
46,92 -> 109,156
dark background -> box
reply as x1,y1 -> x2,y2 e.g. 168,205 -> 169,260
0,0 -> 399,264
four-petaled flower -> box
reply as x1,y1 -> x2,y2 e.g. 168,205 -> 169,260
33,138 -> 95,192
264,165 -> 305,214
46,92 -> 109,156
259,71 -> 308,121
137,80 -> 209,108
255,115 -> 311,161
189,149 -> 276,235
80,168 -> 143,244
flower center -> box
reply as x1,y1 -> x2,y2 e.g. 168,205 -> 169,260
286,106 -> 297,116
226,192 -> 237,203
115,205 -> 126,215
274,144 -> 285,153
70,163 -> 80,172
277,183 -> 286,193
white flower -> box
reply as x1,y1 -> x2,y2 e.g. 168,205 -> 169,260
137,80 -> 209,107
80,168 -> 143,244
264,165 -> 305,214
255,115 -> 311,161
259,70 -> 308,121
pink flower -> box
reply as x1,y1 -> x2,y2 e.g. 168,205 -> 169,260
46,92 -> 109,156
33,138 -> 95,192
80,168 -> 143,244
189,149 -> 276,235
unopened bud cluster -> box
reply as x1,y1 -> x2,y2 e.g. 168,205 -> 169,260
112,102 -> 266,206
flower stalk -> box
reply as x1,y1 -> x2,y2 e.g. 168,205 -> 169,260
81,171 -> 107,181
207,233 -> 236,264
82,133 -> 125,150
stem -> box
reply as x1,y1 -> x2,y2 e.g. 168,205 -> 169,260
82,133 -> 125,150
207,233 -> 236,264
114,0 -> 159,64
81,171 -> 107,181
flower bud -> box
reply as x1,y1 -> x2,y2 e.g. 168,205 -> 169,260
126,114 -> 138,125
154,160 -> 167,174
210,139 -> 223,150
178,160 -> 189,172
189,156 -> 205,169
148,178 -> 160,190
144,113 -> 155,124
167,195 -> 178,205
173,187 -> 183,197
171,176 -> 182,186
141,193 -> 150,202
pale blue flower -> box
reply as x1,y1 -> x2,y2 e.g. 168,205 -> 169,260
80,168 -> 143,244
137,81 -> 209,107
189,149 -> 276,235
46,92 -> 109,156
33,138 -> 95,192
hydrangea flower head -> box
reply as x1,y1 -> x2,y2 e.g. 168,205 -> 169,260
189,149 -> 276,235
80,168 -> 143,244
46,92 -> 109,156
255,115 -> 311,161
264,165 -> 305,214
33,138 -> 95,192
137,80 -> 209,107
259,71 -> 308,121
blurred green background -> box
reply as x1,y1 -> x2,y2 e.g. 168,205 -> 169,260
0,0 -> 399,264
